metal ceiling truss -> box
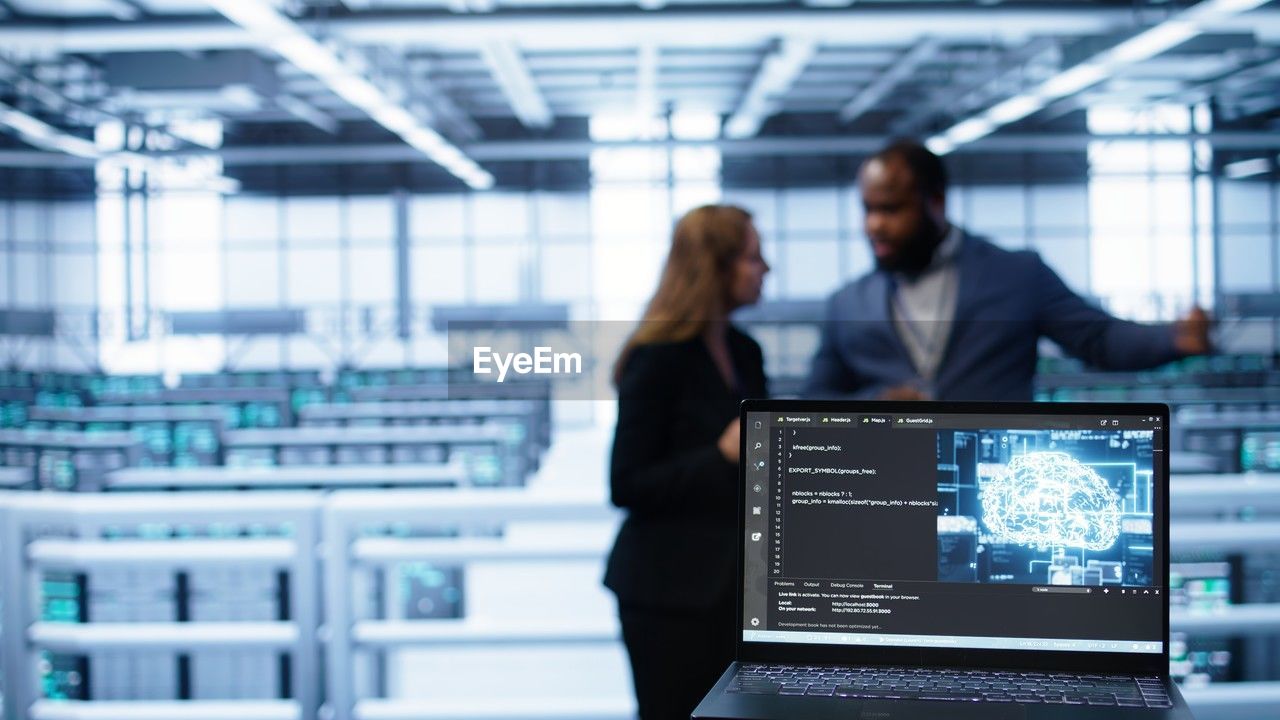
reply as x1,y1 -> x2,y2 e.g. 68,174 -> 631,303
479,40 -> 554,129
839,37 -> 941,125
0,1 -> 1277,174
0,8 -> 1182,55
5,131 -> 1280,171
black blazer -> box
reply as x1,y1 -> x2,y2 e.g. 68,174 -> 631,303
604,326 -> 769,610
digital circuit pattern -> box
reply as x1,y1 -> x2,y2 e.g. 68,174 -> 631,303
978,451 -> 1122,552
935,428 -> 1155,586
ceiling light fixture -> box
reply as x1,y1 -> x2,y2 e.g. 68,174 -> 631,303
926,0 -> 1273,154
726,38 -> 817,139
1223,157 -> 1271,179
0,101 -> 241,192
205,0 -> 493,189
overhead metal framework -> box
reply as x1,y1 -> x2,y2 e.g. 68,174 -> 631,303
726,38 -> 817,138
201,0 -> 493,188
925,0 -> 1277,154
6,131 -> 1280,171
480,40 -> 554,129
839,37 -> 941,125
0,0 -> 1276,187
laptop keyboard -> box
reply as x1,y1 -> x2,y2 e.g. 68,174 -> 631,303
730,665 -> 1173,708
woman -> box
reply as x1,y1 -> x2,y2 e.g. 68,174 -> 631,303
604,204 -> 770,720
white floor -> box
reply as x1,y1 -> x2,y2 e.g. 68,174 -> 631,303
386,405 -> 637,717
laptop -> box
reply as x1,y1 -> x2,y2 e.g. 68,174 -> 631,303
693,399 -> 1194,719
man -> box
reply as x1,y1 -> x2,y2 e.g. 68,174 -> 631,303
805,139 -> 1210,401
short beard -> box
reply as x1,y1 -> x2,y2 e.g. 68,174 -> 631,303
875,215 -> 945,277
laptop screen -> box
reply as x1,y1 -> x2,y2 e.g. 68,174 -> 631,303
742,404 -> 1166,656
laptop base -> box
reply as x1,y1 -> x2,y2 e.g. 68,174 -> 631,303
692,663 -> 1196,720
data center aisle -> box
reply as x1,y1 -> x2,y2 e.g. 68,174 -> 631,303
387,406 -> 637,718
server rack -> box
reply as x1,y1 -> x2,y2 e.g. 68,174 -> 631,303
344,378 -> 553,451
0,492 -> 321,720
104,462 -> 467,492
298,399 -> 545,473
95,387 -> 294,431
0,429 -> 140,492
1169,472 -> 1280,718
223,425 -> 527,487
321,488 -> 622,720
26,406 -> 227,468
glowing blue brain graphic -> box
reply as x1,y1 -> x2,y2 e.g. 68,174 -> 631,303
980,452 -> 1121,551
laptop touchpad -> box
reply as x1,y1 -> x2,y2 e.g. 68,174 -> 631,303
859,701 -> 1027,720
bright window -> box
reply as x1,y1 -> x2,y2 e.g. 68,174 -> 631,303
588,111 -> 723,320
95,119 -> 228,374
1086,104 -> 1206,320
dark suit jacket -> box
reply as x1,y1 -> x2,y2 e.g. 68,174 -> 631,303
604,326 -> 768,611
805,232 -> 1183,401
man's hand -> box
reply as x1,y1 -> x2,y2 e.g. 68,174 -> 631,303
1173,306 -> 1211,356
879,384 -> 930,401
717,418 -> 741,463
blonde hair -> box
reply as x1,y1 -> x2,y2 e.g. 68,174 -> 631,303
614,204 -> 754,384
